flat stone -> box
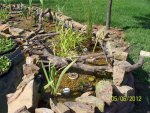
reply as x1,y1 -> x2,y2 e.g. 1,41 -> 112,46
0,31 -> 12,37
23,64 -> 40,76
113,85 -> 135,96
64,102 -> 95,113
7,80 -> 39,113
26,55 -> 39,65
35,108 -> 54,113
49,99 -> 71,113
56,103 -> 71,113
96,80 -> 113,105
113,51 -> 128,61
9,27 -> 24,36
14,106 -> 30,113
75,96 -> 104,112
0,24 -> 9,33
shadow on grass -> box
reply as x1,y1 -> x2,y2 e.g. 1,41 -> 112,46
123,14 -> 150,30
128,57 -> 150,113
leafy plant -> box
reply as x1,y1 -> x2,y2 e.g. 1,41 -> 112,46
54,26 -> 86,57
0,9 -> 8,22
0,36 -> 16,54
41,59 -> 77,96
0,56 -> 11,75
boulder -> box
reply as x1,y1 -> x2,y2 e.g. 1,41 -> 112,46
64,102 -> 95,113
96,80 -> 113,105
35,108 -> 54,113
7,80 -> 39,113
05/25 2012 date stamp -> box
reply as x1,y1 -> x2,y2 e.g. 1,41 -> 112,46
112,96 -> 142,102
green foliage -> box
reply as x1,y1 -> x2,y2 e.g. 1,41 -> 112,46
41,59 -> 77,96
0,56 -> 11,75
20,8 -> 28,19
0,37 -> 16,54
3,0 -> 12,4
85,0 -> 93,39
28,0 -> 32,9
55,25 -> 86,57
39,0 -> 44,9
0,9 -> 8,22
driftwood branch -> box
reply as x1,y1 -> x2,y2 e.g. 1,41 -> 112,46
125,57 -> 144,72
46,51 -> 112,73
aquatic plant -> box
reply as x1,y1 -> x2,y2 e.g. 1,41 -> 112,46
0,37 -> 16,54
0,9 -> 8,22
54,26 -> 86,57
41,59 -> 77,96
0,56 -> 11,75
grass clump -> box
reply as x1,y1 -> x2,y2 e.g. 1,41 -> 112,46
41,59 -> 76,96
54,26 -> 86,57
0,9 -> 8,22
0,37 -> 16,54
0,56 -> 11,75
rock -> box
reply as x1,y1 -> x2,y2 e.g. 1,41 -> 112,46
23,64 -> 40,77
14,106 -> 30,113
113,51 -> 128,61
49,98 -> 71,113
0,24 -> 9,33
112,65 -> 125,86
80,91 -> 93,97
9,27 -> 24,36
113,60 -> 132,86
96,80 -> 113,105
113,85 -> 135,96
64,102 -> 95,113
0,31 -> 12,37
140,50 -> 150,57
75,96 -> 104,112
7,80 -> 39,113
35,108 -> 54,113
57,103 -> 71,113
26,55 -> 39,65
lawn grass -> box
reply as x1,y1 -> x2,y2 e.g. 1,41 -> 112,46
0,0 -> 149,81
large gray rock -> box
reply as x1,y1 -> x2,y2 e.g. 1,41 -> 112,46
35,108 -> 54,113
7,80 -> 39,113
